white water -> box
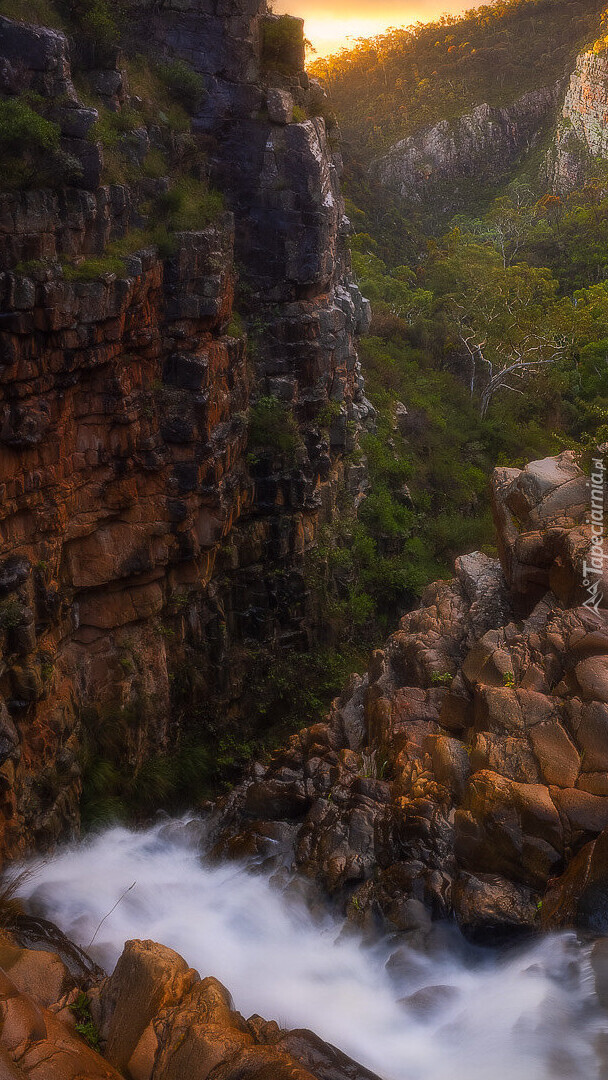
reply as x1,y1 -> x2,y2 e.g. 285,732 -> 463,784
17,818 -> 608,1080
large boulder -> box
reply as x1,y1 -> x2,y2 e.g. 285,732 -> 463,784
491,451 -> 607,608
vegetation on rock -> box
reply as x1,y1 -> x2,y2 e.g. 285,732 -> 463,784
310,0 -> 606,157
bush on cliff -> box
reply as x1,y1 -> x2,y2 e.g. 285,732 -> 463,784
0,97 -> 62,187
0,0 -> 64,27
153,176 -> 224,231
262,15 -> 303,75
157,59 -> 204,112
0,98 -> 59,152
57,0 -> 119,44
248,396 -> 303,460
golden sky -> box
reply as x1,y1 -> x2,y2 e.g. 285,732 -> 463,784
273,0 -> 475,57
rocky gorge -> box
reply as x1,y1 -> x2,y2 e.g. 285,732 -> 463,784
1,1 -> 608,1079
2,447 -> 608,1080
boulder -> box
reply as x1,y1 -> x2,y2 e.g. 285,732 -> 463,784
267,88 -> 294,124
0,942 -> 75,1008
542,828 -> 608,931
452,872 -> 537,940
97,940 -> 199,1072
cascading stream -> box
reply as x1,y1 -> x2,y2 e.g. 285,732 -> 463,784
17,818 -> 608,1080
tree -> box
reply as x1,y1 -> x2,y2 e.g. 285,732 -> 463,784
436,229 -> 570,416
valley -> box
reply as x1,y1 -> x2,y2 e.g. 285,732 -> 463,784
0,0 -> 608,1077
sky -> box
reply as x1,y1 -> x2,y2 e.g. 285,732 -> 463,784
273,0 -> 476,58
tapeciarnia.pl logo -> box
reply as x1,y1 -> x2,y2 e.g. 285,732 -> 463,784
582,455 -> 606,614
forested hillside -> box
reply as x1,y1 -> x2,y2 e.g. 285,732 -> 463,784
310,0 -> 606,156
296,0 -> 608,699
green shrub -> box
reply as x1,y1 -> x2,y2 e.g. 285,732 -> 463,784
431,671 -> 454,686
226,312 -> 244,336
70,993 -> 101,1051
61,255 -> 126,281
292,105 -> 307,123
0,599 -> 22,631
0,0 -> 64,26
157,59 -> 204,112
58,0 -> 119,44
0,99 -> 60,152
142,147 -> 168,179
88,107 -> 139,148
152,176 -> 224,231
262,15 -> 303,74
316,400 -> 342,428
248,396 -> 302,458
150,224 -> 178,258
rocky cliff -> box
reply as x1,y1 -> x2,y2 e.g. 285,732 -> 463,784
372,85 -> 561,208
0,4 -> 370,859
212,451 -> 608,941
551,43 -> 608,191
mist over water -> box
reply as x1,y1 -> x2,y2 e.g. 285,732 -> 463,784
18,818 -> 608,1080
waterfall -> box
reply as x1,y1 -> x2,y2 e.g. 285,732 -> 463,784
18,817 -> 608,1080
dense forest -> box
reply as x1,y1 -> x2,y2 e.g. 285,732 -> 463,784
309,0 -> 606,156
267,0 -> 608,745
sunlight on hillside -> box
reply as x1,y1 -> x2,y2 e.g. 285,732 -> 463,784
272,0 -> 473,56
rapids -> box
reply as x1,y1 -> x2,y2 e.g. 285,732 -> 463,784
17,818 -> 608,1080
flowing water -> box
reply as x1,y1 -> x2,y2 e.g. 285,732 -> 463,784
17,817 -> 608,1080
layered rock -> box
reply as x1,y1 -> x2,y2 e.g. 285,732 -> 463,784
372,85 -> 560,207
0,933 -> 379,1080
0,7 -> 369,858
551,45 -> 608,192
212,452 -> 608,940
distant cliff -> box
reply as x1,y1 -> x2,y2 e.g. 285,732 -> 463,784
372,85 -> 561,209
551,44 -> 608,191
0,3 -> 370,857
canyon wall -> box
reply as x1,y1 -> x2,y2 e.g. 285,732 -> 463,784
0,5 -> 370,857
372,85 -> 561,209
551,44 -> 608,191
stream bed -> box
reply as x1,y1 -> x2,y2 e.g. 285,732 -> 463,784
17,817 -> 608,1080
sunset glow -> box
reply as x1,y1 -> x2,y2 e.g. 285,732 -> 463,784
273,0 -> 477,57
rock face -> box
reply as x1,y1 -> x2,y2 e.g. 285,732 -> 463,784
212,452 -> 608,941
372,85 -> 560,206
0,8 -> 370,858
551,45 -> 608,192
0,933 -> 380,1080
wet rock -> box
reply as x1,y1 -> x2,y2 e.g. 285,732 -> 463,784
244,779 -> 309,820
452,872 -> 537,940
94,939 -> 381,1080
213,450 -> 608,936
96,940 -> 198,1072
401,983 -> 460,1019
591,937 -> 608,1008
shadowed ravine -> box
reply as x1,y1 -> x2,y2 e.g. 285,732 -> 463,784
17,819 -> 608,1080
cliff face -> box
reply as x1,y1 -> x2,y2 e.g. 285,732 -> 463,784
372,85 -> 561,208
551,45 -> 608,191
0,6 -> 370,858
213,452 -> 608,942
